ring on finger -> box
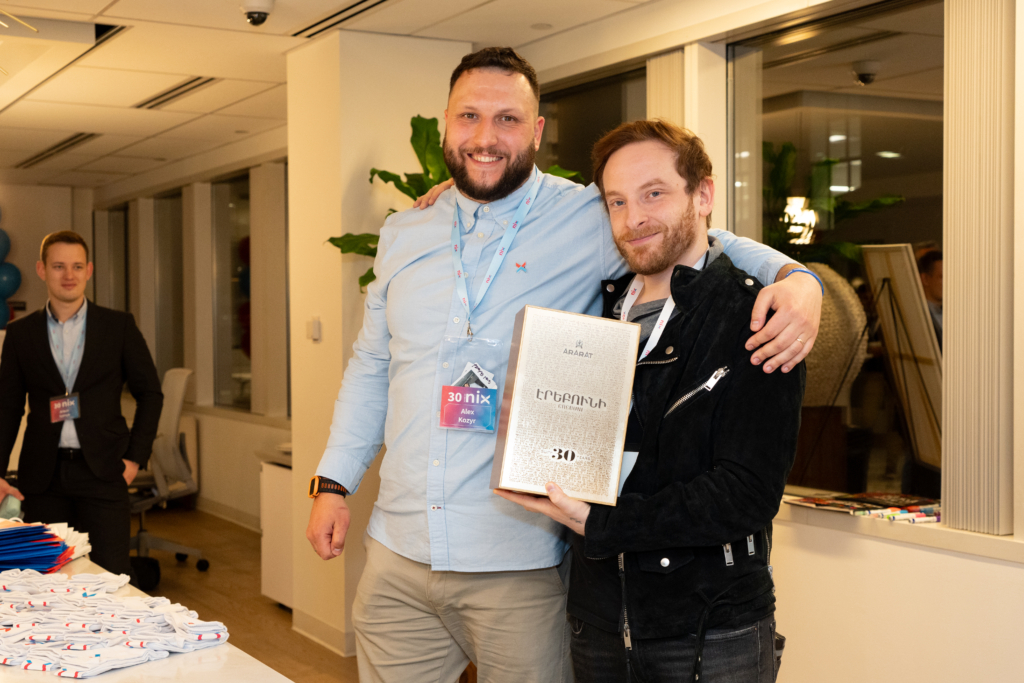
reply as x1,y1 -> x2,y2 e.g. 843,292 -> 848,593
796,338 -> 805,344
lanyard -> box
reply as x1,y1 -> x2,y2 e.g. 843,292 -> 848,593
619,250 -> 709,360
619,275 -> 676,361
450,173 -> 542,336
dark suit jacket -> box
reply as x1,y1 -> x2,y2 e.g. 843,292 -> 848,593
0,302 -> 163,494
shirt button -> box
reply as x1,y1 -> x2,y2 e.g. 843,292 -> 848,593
443,362 -> 449,368
606,284 -> 615,292
744,278 -> 754,286
665,346 -> 674,354
483,206 -> 490,213
503,220 -> 508,225
660,558 -> 670,568
477,232 -> 485,239
433,460 -> 440,466
454,317 -> 460,324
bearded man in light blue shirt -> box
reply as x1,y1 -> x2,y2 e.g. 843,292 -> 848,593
305,47 -> 821,683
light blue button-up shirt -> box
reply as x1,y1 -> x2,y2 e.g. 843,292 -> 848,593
317,168 -> 795,571
46,300 -> 87,449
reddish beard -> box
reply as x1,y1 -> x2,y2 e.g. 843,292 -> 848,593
614,199 -> 700,276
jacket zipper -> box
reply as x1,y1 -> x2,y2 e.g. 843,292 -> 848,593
617,553 -> 632,652
664,367 -> 729,418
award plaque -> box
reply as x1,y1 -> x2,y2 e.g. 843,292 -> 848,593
490,305 -> 640,506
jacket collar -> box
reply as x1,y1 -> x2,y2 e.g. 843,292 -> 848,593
668,235 -> 729,312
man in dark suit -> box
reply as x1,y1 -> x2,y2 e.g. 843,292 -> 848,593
0,231 -> 163,575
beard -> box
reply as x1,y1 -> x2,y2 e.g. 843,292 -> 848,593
614,200 -> 700,276
443,135 -> 536,203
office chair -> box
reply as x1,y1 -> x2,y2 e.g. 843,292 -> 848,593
129,368 -> 209,572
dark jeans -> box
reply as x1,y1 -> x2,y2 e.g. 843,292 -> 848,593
571,614 -> 777,683
22,457 -> 131,576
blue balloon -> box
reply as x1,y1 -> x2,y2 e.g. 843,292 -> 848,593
0,262 -> 20,300
0,229 -> 8,263
0,301 -> 8,330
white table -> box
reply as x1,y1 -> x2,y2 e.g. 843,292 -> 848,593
0,557 -> 293,682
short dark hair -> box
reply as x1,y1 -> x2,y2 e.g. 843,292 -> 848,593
40,231 -> 89,264
917,249 -> 942,275
592,119 -> 714,227
449,47 -> 540,101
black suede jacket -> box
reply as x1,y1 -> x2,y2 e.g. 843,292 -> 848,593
567,249 -> 805,642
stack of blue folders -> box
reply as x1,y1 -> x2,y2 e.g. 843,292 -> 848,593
0,523 -> 72,573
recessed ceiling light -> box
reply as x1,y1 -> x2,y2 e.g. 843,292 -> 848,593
829,134 -> 847,143
531,23 -> 553,30
876,151 -> 901,159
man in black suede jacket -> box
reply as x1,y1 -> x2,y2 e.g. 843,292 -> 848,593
498,120 -> 805,683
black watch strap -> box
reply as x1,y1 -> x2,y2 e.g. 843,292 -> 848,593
309,476 -> 348,498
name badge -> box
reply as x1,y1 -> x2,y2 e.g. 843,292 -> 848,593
440,386 -> 497,432
50,394 -> 80,423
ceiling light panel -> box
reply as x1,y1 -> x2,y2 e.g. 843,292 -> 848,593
26,66 -> 188,107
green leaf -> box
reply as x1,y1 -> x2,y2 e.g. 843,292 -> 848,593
327,233 -> 379,258
358,267 -> 376,289
404,172 -> 431,198
410,116 -> 441,177
545,164 -> 585,184
369,168 -> 419,201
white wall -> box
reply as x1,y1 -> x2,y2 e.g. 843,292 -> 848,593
0,184 -> 74,321
772,520 -> 1024,681
185,408 -> 290,531
287,29 -> 471,656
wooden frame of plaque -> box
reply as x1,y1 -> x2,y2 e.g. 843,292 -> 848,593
490,305 -> 640,506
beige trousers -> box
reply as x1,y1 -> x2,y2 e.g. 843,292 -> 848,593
353,536 -> 573,683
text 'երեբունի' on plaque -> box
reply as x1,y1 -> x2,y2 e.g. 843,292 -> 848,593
490,305 -> 640,506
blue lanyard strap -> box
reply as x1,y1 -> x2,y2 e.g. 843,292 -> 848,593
450,173 -> 542,335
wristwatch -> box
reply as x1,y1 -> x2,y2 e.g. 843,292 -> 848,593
308,476 -> 348,498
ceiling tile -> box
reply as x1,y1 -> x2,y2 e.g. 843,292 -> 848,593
216,84 -> 286,119
44,170 -> 130,188
102,0 -> 358,37
344,0 -> 493,35
161,79 -> 277,114
19,152 -> 94,173
0,127 -> 74,153
116,135 -> 219,160
79,156 -> 168,174
70,134 -> 147,157
856,3 -> 944,37
26,66 -> 190,108
2,1 -> 110,14
0,101 -> 199,136
163,114 -> 283,141
416,0 -> 635,48
76,21 -> 301,82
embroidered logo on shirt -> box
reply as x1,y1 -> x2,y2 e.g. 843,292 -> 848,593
516,262 -> 527,273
